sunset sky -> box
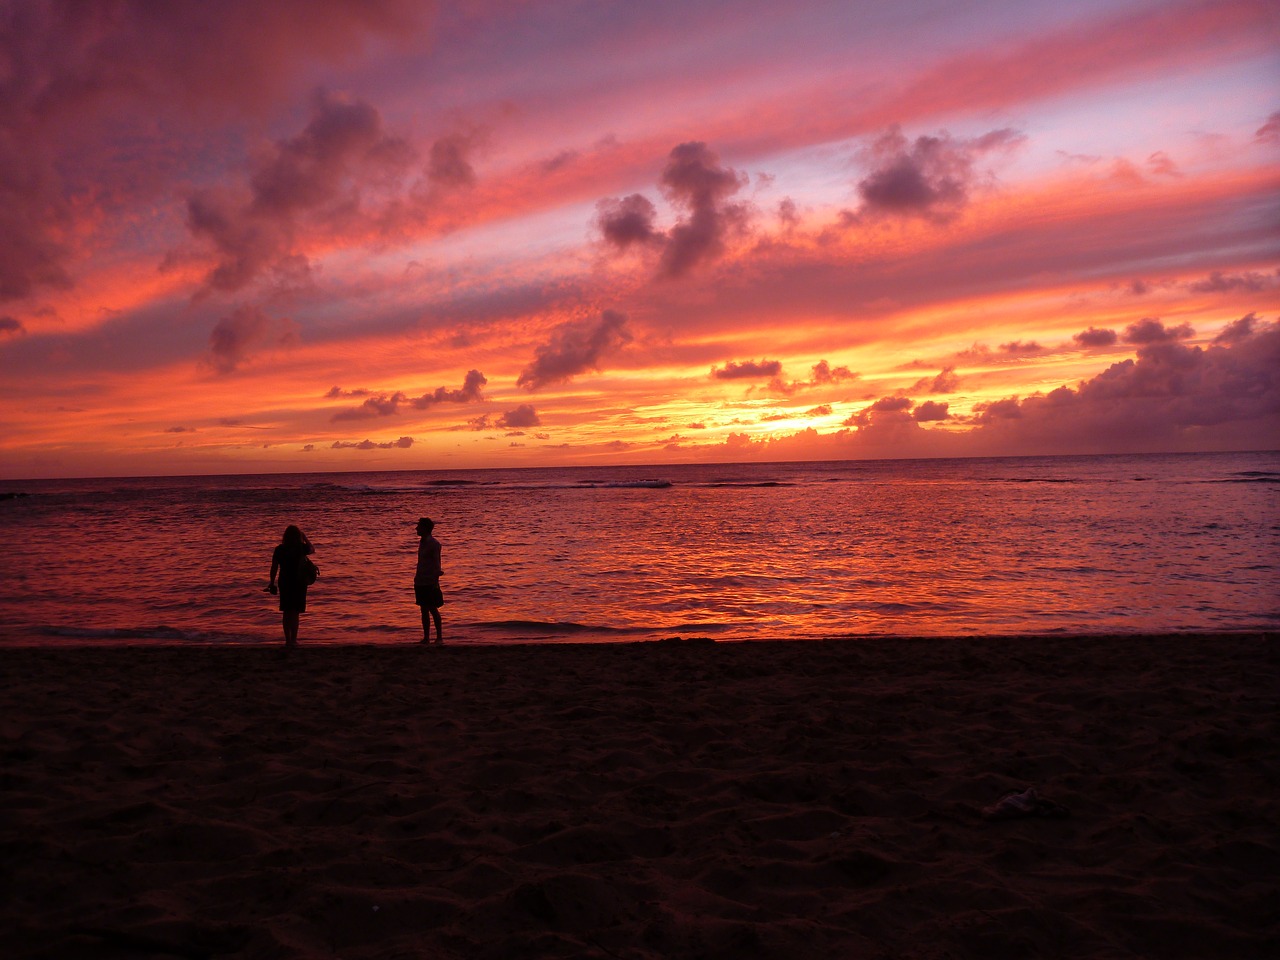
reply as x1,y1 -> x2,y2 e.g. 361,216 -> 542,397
1,0 -> 1277,478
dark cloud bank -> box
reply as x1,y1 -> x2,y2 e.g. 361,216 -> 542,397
850,316 -> 1280,455
972,316 -> 1279,444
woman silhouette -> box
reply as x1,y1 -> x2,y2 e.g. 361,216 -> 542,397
266,525 -> 314,646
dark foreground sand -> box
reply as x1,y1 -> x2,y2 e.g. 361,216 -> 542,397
1,635 -> 1276,959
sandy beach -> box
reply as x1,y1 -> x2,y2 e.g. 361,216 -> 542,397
2,634 -> 1276,959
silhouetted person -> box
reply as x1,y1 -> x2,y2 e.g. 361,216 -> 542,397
415,517 -> 443,644
267,525 -> 314,646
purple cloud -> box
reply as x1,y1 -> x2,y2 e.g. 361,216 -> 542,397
331,436 -> 414,450
208,305 -> 297,373
913,400 -> 950,421
910,367 -> 960,394
999,340 -> 1044,355
1189,270 -> 1276,294
972,319 -> 1280,447
856,126 -> 1024,221
1213,312 -> 1261,344
844,394 -> 915,428
518,310 -> 631,391
331,370 -> 486,420
427,130 -> 481,188
1074,326 -> 1118,348
0,1 -> 423,304
332,392 -> 406,421
930,367 -> 959,392
499,404 -> 541,428
658,141 -> 748,278
409,369 -> 487,408
185,89 -> 413,292
712,358 -> 783,380
1123,317 -> 1194,344
770,359 -> 858,395
596,194 -> 661,250
597,142 -> 749,278
1256,111 -> 1280,144
809,360 -> 857,385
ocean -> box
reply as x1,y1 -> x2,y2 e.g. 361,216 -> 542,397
1,451 -> 1276,645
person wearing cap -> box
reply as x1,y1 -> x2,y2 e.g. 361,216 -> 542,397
414,517 -> 444,644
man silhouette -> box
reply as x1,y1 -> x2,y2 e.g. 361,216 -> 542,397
414,517 -> 444,644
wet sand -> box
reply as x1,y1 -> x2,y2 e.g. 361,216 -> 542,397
2,634 -> 1276,959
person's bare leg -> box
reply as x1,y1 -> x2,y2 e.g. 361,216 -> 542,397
284,611 -> 300,646
420,607 -> 432,644
431,607 -> 443,644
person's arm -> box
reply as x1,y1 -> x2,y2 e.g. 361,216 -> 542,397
267,550 -> 279,593
302,533 -> 314,555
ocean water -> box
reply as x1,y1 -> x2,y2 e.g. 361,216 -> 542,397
1,452 -> 1276,645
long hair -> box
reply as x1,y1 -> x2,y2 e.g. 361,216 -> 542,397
281,525 -> 305,547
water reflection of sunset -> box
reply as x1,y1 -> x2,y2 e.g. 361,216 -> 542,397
1,1 -> 1276,479
6,456 -> 1273,644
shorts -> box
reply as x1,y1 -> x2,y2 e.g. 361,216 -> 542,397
415,582 -> 444,608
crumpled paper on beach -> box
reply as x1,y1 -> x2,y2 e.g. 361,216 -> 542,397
982,786 -> 1071,821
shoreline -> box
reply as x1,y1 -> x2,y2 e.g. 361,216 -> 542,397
3,634 -> 1276,958
2,627 -> 1276,649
